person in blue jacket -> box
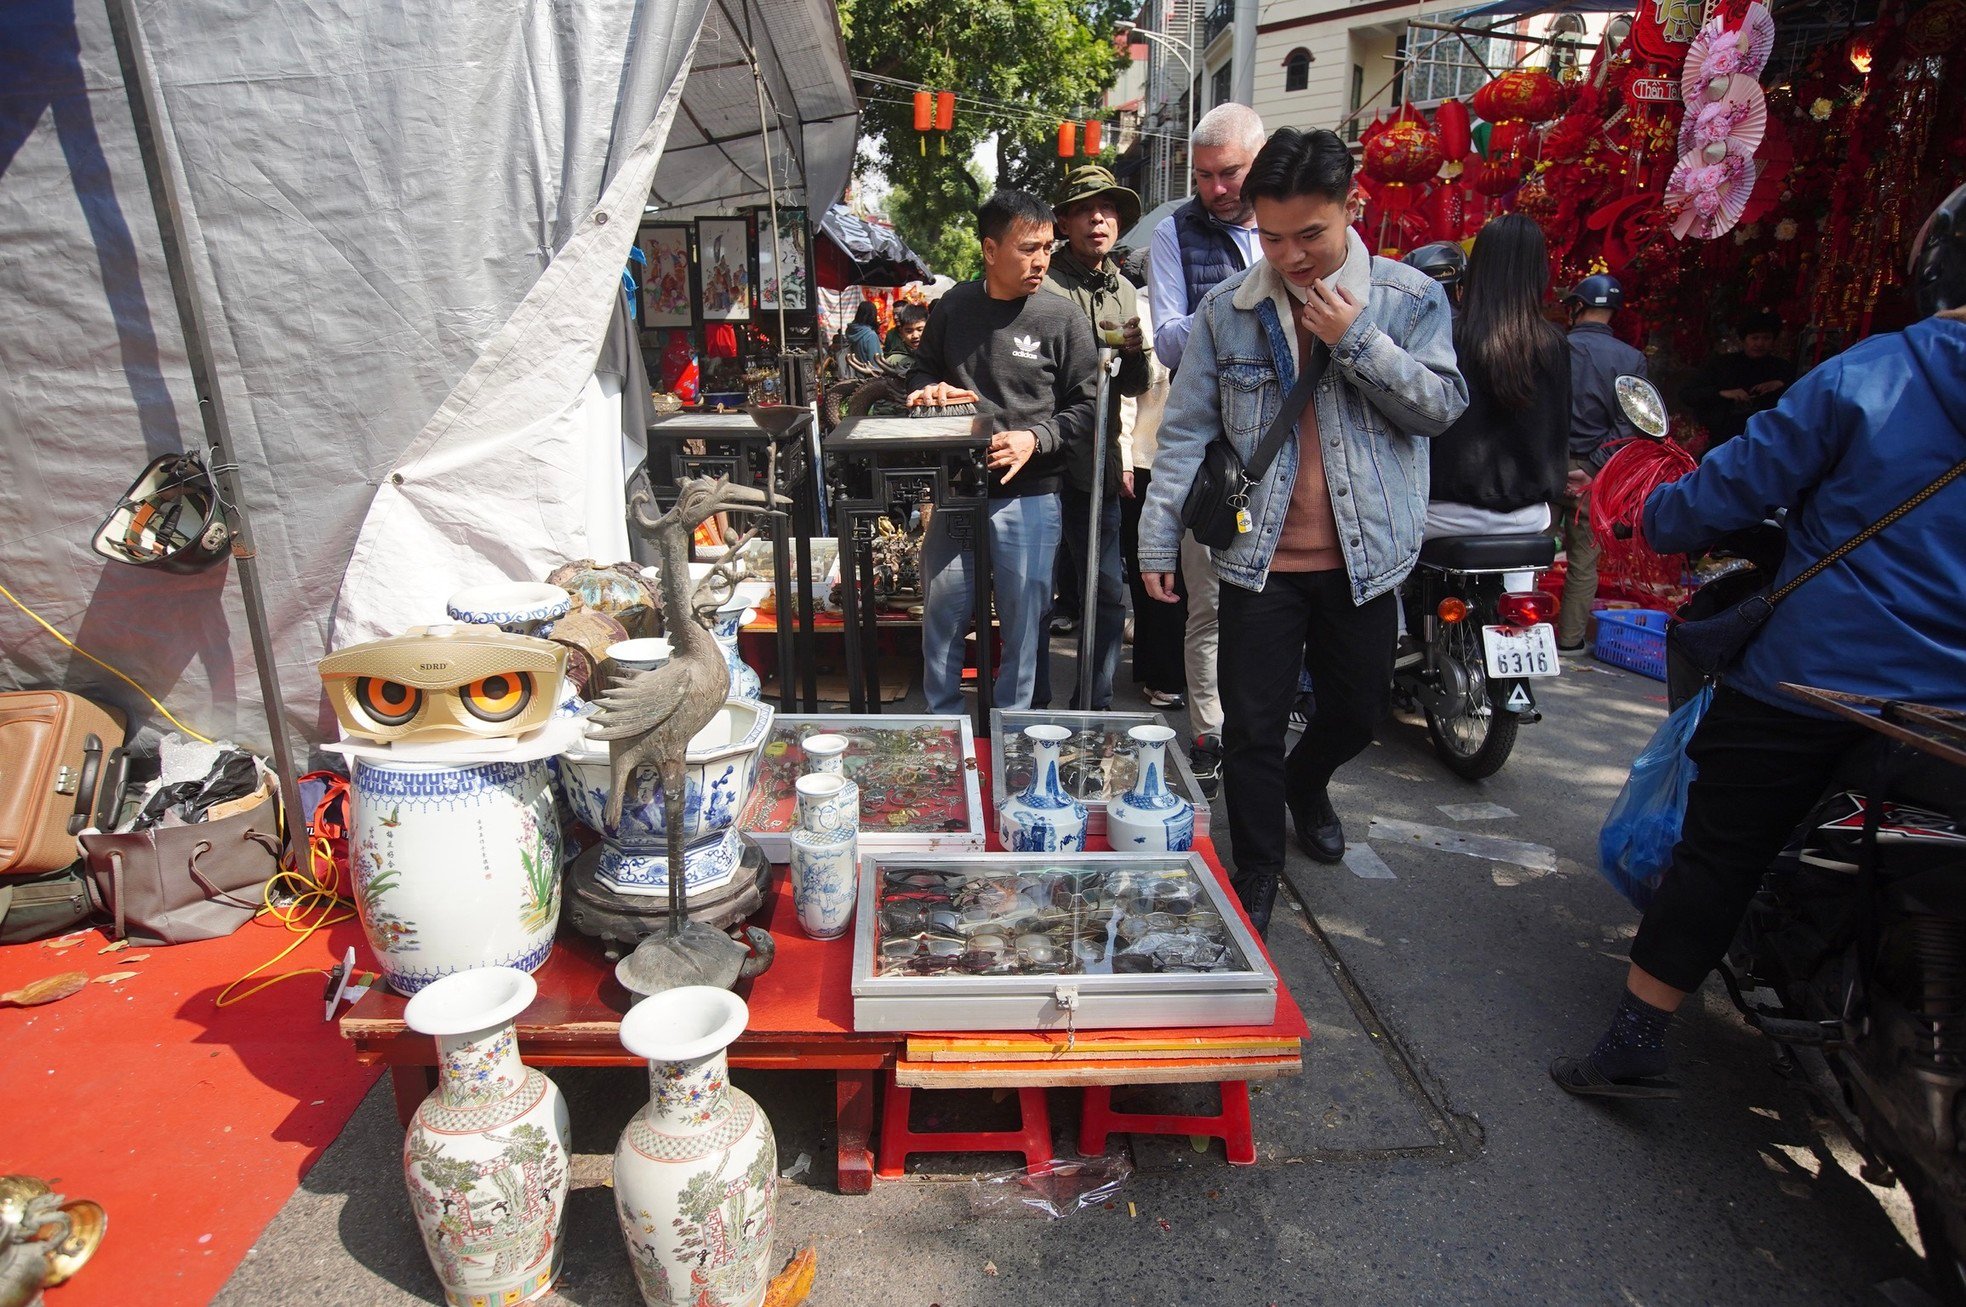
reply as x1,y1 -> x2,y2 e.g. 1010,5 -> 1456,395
1552,182 -> 1966,1099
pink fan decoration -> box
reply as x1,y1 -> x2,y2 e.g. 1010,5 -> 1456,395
1676,76 -> 1768,161
1681,2 -> 1777,104
1666,145 -> 1759,240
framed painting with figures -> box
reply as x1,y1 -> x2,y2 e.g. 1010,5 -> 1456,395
739,714 -> 984,861
752,206 -> 810,312
636,223 -> 694,328
694,217 -> 751,322
990,709 -> 1210,839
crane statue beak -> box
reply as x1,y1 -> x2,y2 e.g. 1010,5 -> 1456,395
712,481 -> 791,517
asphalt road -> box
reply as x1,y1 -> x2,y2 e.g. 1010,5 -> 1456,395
221,648 -> 1936,1306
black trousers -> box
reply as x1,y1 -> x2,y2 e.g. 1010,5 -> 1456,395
1121,468 -> 1188,692
1630,686 -> 1864,992
1218,569 -> 1397,877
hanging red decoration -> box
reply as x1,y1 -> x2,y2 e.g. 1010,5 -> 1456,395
936,91 -> 955,132
1362,119 -> 1445,185
1487,120 -> 1529,157
1084,119 -> 1103,155
1466,156 -> 1525,197
1434,99 -> 1472,163
1376,182 -> 1418,212
1427,181 -> 1468,242
1058,122 -> 1078,157
913,91 -> 933,131
1471,70 -> 1563,124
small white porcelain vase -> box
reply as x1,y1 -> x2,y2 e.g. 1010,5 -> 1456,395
402,967 -> 571,1307
799,733 -> 849,775
614,986 -> 777,1307
789,772 -> 858,939
998,724 -> 1087,853
1105,724 -> 1196,851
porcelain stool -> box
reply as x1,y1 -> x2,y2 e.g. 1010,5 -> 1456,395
876,1072 -> 1053,1177
1076,1081 -> 1256,1166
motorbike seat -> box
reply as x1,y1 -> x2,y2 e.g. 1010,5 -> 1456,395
1417,533 -> 1557,572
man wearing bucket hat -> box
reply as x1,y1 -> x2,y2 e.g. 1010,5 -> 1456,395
1036,164 -> 1153,710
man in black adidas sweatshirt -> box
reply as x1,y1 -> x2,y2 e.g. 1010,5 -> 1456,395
907,190 -> 1099,713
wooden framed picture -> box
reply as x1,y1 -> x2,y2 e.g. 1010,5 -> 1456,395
636,223 -> 695,329
694,217 -> 752,322
754,206 -> 811,312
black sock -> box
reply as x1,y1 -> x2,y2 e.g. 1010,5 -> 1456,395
1587,990 -> 1673,1081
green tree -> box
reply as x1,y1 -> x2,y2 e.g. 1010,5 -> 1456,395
842,0 -> 1128,278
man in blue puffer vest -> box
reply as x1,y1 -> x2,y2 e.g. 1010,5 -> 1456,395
1553,182 -> 1966,1099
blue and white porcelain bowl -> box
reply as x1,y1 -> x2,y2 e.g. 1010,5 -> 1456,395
446,582 -> 573,638
556,698 -> 773,896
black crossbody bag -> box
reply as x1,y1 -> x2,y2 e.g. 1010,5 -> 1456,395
1180,342 -> 1330,550
1669,454 -> 1966,680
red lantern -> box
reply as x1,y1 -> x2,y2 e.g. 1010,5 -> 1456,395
1084,119 -> 1103,155
1487,120 -> 1528,157
1466,157 -> 1523,198
913,91 -> 933,131
1434,99 -> 1472,161
1377,182 -> 1418,212
936,91 -> 955,131
1427,181 -> 1467,241
1362,119 -> 1445,186
1471,70 -> 1562,124
1058,122 -> 1078,157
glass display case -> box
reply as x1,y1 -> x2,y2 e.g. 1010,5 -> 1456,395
850,853 -> 1275,1032
991,710 -> 1211,839
740,714 -> 985,861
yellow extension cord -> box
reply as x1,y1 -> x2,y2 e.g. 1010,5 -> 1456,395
0,577 -> 360,1004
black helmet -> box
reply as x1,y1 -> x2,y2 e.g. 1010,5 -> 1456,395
1402,241 -> 1468,287
1564,273 -> 1623,310
1910,182 -> 1966,318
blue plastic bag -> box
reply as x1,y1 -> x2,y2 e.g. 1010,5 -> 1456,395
1598,684 -> 1712,910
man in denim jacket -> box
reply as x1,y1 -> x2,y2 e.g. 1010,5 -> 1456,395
1138,128 -> 1467,931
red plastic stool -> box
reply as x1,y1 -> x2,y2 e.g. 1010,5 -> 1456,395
877,1072 -> 1053,1178
1077,1081 -> 1256,1165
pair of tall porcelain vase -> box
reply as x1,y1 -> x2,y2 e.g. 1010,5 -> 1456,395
998,723 -> 1196,853
401,969 -> 776,1307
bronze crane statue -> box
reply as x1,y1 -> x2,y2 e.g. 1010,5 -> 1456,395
589,473 -> 786,944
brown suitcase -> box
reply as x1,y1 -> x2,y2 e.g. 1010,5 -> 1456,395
0,691 -> 129,877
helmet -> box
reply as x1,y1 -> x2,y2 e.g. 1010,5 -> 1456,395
1564,273 -> 1623,310
1909,182 -> 1966,318
91,452 -> 232,574
1402,241 -> 1468,287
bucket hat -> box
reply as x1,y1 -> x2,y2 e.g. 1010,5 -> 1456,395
1053,164 -> 1142,231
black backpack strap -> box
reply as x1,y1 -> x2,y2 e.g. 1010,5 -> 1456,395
1244,342 -> 1331,486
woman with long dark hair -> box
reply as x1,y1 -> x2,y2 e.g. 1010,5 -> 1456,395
1424,214 -> 1571,539
843,300 -> 884,365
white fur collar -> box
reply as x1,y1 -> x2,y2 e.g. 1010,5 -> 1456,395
1230,227 -> 1373,374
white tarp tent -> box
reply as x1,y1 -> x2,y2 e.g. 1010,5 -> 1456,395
0,0 -> 856,755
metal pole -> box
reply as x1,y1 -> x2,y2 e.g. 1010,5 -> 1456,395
104,0 -> 307,845
1073,350 -> 1117,710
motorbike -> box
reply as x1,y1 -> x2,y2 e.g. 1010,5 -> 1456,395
1391,533 -> 1559,779
1717,686 -> 1966,1299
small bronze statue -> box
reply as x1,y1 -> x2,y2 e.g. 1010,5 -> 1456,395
592,471 -> 786,996
0,1176 -> 105,1307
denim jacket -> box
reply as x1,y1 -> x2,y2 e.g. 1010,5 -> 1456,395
1138,228 -> 1467,603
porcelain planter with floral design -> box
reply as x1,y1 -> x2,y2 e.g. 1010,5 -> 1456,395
402,967 -> 571,1307
557,699 -> 774,897
614,986 -> 777,1307
351,757 -> 563,996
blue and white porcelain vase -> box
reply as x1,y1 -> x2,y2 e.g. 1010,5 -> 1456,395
1105,724 -> 1196,852
706,582 -> 772,704
351,757 -> 563,996
402,967 -> 572,1307
789,773 -> 858,939
998,724 -> 1087,853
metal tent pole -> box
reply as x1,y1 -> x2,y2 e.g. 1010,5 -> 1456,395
104,0 -> 307,841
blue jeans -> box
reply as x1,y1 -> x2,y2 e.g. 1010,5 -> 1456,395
921,493 -> 1062,715
1036,487 -> 1125,710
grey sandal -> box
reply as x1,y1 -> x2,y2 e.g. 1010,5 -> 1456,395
1549,1055 -> 1682,1100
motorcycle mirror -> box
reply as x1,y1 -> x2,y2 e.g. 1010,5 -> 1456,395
1614,375 -> 1669,439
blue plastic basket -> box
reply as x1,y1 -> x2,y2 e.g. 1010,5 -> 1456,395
1592,609 -> 1670,680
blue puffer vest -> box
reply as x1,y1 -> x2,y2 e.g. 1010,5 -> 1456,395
1174,197 -> 1246,313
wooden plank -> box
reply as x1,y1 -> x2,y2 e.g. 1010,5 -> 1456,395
894,1054 -> 1301,1089
907,1034 -> 1297,1058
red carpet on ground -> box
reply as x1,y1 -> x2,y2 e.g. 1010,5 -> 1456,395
0,914 -> 380,1305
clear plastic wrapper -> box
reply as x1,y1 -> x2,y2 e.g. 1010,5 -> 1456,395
965,1155 -> 1132,1220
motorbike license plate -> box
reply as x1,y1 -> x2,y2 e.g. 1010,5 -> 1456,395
1481,624 -> 1560,679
